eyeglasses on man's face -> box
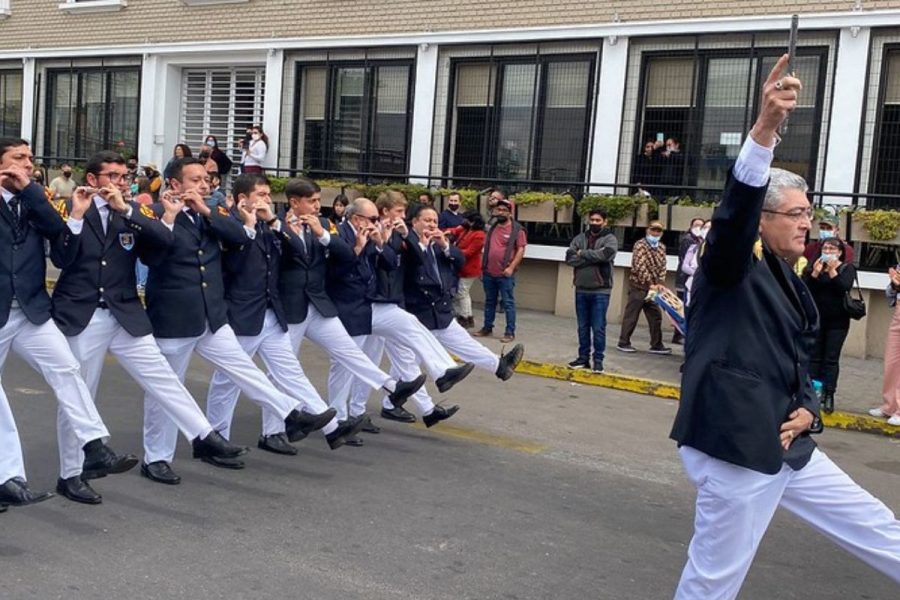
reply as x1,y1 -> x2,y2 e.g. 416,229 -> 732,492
762,207 -> 814,221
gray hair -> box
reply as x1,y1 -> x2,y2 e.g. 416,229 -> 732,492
344,197 -> 373,219
763,168 -> 809,212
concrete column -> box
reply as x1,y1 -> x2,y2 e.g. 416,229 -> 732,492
408,43 -> 439,185
137,53 -> 160,166
821,26 -> 871,196
588,37 -> 629,193
262,49 -> 285,171
20,57 -> 35,143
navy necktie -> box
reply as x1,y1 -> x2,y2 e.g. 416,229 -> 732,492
7,197 -> 20,238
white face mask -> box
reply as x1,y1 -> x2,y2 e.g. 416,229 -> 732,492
690,226 -> 702,237
251,133 -> 261,141
700,227 -> 710,239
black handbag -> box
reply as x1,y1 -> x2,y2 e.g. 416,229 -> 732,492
843,269 -> 866,320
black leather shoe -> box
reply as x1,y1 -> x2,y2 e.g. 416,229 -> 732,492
0,504 -> 7,513
360,415 -> 380,434
198,455 -> 245,469
381,406 -> 417,423
435,362 -> 475,393
388,374 -> 427,409
192,430 -> 248,460
423,405 -> 460,428
496,343 -> 525,381
823,392 -> 835,415
82,440 -> 139,480
326,416 -> 367,450
344,434 -> 365,447
56,476 -> 101,505
140,461 -> 181,485
0,477 -> 53,506
257,433 -> 298,455
285,407 -> 337,442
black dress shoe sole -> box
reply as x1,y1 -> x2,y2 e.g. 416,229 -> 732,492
83,455 -> 139,480
140,466 -> 182,486
424,406 -> 460,428
388,374 -> 427,409
193,444 -> 249,460
0,504 -> 7,512
327,418 -> 367,450
257,439 -> 298,456
380,409 -> 417,423
199,455 -> 246,470
56,484 -> 102,505
497,344 -> 525,381
344,436 -> 365,447
436,362 -> 476,393
300,408 -> 338,432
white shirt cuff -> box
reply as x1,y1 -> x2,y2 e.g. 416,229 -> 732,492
733,135 -> 775,188
66,217 -> 84,234
123,205 -> 133,220
317,229 -> 330,246
162,219 -> 175,232
244,225 -> 257,239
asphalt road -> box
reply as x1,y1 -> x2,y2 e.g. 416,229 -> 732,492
1,343 -> 898,600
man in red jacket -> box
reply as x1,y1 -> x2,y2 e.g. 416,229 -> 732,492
450,210 -> 485,328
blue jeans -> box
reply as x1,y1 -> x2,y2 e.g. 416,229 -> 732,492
575,291 -> 610,364
482,274 -> 516,335
135,259 -> 148,288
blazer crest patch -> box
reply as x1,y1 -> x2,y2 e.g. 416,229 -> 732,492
139,204 -> 158,220
54,200 -> 69,220
119,232 -> 135,251
217,205 -> 229,217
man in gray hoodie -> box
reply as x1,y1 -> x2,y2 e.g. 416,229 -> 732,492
565,208 -> 618,373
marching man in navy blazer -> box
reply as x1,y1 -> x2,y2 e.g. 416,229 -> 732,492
204,174 -> 384,454
50,151 -> 247,503
327,195 -> 474,436
379,205 -> 525,427
670,55 -> 900,598
0,138 -> 137,511
205,177 -> 424,450
139,158 -> 320,484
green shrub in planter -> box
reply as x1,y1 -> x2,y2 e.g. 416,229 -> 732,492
438,188 -> 479,210
578,194 -> 652,224
851,209 -> 900,242
512,191 -> 574,210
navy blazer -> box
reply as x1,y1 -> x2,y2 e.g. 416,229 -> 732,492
670,170 -> 821,475
402,231 -> 463,331
51,200 -> 173,337
325,220 -> 397,336
0,183 -> 66,327
220,212 -> 286,337
278,216 -> 354,324
369,230 -> 405,306
142,205 -> 249,338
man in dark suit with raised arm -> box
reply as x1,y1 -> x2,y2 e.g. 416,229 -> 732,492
670,55 -> 900,598
50,151 -> 247,504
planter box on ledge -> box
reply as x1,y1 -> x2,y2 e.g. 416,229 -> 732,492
659,205 -> 714,231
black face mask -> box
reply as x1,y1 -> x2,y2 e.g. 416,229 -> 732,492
448,203 -> 460,211
63,172 -> 72,178
494,215 -> 509,223
589,224 -> 604,234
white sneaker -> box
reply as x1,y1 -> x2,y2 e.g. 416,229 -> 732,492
888,415 -> 900,427
868,408 -> 889,418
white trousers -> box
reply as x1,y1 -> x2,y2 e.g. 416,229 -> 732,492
58,308 -> 213,478
380,319 -> 498,412
0,309 -> 109,483
205,310 -> 336,439
285,305 -> 394,423
143,323 -> 299,463
675,446 -> 900,599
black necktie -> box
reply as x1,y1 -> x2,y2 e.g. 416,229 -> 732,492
301,224 -> 310,254
8,197 -> 20,238
187,209 -> 200,228
426,245 -> 441,284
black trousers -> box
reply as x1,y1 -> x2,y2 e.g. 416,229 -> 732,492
808,323 -> 850,394
618,285 -> 663,348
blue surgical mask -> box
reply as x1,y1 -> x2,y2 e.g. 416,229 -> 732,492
646,235 -> 661,247
130,183 -> 138,195
818,229 -> 834,240
820,253 -> 835,263
206,139 -> 216,148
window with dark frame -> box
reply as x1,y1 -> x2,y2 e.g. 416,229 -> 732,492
633,48 -> 826,199
871,47 -> 900,202
444,54 -> 595,188
44,66 -> 140,162
293,61 -> 413,177
0,70 -> 23,137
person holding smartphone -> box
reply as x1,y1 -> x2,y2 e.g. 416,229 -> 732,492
801,238 -> 855,413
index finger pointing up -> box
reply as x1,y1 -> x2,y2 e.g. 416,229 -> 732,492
765,53 -> 791,88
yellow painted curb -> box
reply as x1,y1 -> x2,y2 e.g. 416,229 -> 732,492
514,359 -> 900,439
413,422 -> 547,455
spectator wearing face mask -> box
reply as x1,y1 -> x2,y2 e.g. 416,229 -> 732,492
803,213 -> 854,265
672,217 -> 706,344
802,238 -> 855,415
439,192 -> 465,230
201,135 -> 234,185
450,210 -> 486,329
49,164 -> 77,200
239,125 -> 268,174
617,221 -> 670,355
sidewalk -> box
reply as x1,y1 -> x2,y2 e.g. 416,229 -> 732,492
469,305 -> 900,436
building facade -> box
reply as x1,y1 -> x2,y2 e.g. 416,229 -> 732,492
2,0 -> 900,355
